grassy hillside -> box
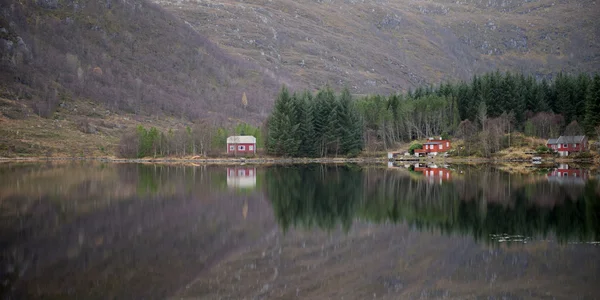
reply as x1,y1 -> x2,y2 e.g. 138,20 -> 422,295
155,0 -> 600,94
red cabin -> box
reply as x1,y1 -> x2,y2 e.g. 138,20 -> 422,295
546,136 -> 587,156
414,138 -> 451,157
226,136 -> 257,155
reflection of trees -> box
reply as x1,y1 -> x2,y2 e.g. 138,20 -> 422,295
265,165 -> 362,231
265,165 -> 600,243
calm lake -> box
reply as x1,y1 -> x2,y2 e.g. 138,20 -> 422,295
0,162 -> 599,299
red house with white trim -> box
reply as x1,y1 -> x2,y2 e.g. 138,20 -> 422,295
414,137 -> 451,157
546,136 -> 588,156
227,136 -> 257,155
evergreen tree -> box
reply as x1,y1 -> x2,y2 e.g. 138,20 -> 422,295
541,78 -> 555,112
574,73 -> 590,123
325,103 -> 342,155
313,86 -> 336,156
555,72 -> 575,123
505,72 -> 525,124
267,86 -> 300,156
584,74 -> 600,136
456,82 -> 471,121
337,88 -> 363,155
296,91 -> 317,157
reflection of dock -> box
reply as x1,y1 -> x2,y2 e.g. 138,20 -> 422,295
546,164 -> 588,186
227,167 -> 257,189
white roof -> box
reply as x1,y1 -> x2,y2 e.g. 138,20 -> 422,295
227,135 -> 256,144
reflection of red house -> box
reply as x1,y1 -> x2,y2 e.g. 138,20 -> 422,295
226,136 -> 257,155
414,138 -> 451,157
414,165 -> 452,182
227,167 -> 257,188
546,164 -> 588,185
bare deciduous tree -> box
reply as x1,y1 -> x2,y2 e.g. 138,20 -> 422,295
563,120 -> 584,136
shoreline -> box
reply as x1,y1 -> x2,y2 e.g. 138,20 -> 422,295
0,156 -> 597,165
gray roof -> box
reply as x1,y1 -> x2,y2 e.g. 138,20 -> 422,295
547,138 -> 558,144
556,136 -> 586,144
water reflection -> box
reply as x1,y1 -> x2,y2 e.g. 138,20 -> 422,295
0,162 -> 271,299
1,162 -> 599,299
226,167 -> 257,189
411,163 -> 452,184
265,164 -> 600,244
547,164 -> 589,185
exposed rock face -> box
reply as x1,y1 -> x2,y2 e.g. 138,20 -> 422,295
36,0 -> 59,9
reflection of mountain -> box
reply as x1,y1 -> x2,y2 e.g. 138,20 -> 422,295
0,163 -> 273,299
265,165 -> 600,244
226,167 -> 257,189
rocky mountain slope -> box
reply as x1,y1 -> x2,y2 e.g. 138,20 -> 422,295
155,0 -> 600,95
0,0 -> 286,123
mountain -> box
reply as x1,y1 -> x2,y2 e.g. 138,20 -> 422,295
154,0 -> 600,95
0,0 -> 287,123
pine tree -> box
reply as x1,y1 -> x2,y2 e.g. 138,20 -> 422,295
584,74 -> 600,136
456,82 -> 470,121
506,72 -> 525,124
574,73 -> 590,123
324,104 -> 342,156
337,88 -> 362,155
555,72 -> 575,123
296,91 -> 317,157
313,86 -> 336,156
541,78 -> 555,112
267,86 -> 300,156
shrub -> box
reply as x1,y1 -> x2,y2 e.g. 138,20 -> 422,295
118,129 -> 140,158
408,143 -> 423,155
536,145 -> 553,154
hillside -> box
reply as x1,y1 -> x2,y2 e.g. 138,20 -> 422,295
155,0 -> 600,94
0,0 -> 291,156
0,0 -> 286,123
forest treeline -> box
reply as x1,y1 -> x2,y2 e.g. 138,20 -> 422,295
355,71 -> 600,153
265,87 -> 363,157
264,71 -> 600,157
117,71 -> 600,158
